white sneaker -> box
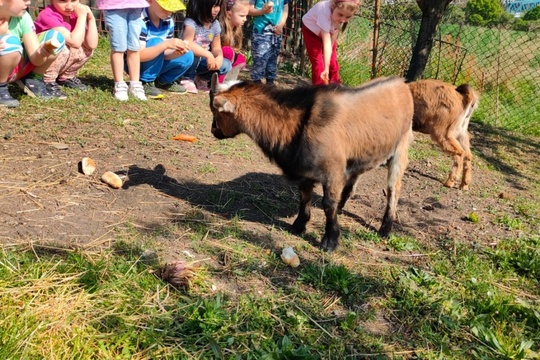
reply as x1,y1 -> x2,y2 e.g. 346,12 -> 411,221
129,81 -> 147,101
114,81 -> 129,101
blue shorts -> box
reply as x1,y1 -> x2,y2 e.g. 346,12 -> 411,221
104,8 -> 143,52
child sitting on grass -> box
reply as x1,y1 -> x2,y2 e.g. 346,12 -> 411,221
34,0 -> 99,99
181,0 -> 231,93
138,0 -> 194,99
0,0 -> 66,108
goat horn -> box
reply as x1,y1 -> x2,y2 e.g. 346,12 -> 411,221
210,73 -> 218,94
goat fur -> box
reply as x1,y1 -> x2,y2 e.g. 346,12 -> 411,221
408,79 -> 479,190
210,75 -> 414,251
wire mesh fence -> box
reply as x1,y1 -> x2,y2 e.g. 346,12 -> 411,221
27,0 -> 540,136
285,0 -> 540,136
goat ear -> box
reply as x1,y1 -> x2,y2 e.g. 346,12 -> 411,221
214,96 -> 236,113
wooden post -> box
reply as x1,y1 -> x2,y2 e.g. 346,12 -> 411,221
371,0 -> 381,79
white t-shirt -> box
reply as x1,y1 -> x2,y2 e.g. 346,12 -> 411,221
302,1 -> 340,37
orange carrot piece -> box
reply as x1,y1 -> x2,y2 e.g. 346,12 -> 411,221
172,134 -> 197,142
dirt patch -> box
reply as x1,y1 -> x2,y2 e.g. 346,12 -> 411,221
1,76 -> 538,262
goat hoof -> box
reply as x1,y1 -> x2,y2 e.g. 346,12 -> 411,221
290,223 -> 306,235
443,180 -> 455,188
460,184 -> 469,191
320,237 -> 338,252
378,227 -> 391,239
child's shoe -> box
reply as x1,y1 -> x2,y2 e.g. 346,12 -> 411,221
180,79 -> 198,94
45,82 -> 67,99
142,82 -> 164,100
16,75 -> 54,99
129,81 -> 147,101
0,84 -> 19,108
194,76 -> 210,93
156,79 -> 187,94
114,81 -> 129,101
57,77 -> 88,91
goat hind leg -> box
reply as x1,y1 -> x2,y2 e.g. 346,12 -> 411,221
459,133 -> 472,190
338,173 -> 360,213
291,179 -> 315,234
436,136 -> 464,188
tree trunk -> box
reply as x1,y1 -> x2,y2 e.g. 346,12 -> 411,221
406,0 -> 452,82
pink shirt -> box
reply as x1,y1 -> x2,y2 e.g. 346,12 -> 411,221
97,0 -> 148,10
34,5 -> 77,34
302,1 -> 340,37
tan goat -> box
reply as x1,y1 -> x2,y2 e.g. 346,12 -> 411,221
408,79 -> 479,190
210,75 -> 414,252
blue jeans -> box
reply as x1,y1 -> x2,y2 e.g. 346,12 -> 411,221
139,38 -> 194,84
250,32 -> 282,82
184,55 -> 232,81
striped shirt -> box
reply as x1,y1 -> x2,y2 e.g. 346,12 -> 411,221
139,8 -> 174,44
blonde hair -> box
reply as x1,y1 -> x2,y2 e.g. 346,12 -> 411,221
220,0 -> 249,50
332,0 -> 361,32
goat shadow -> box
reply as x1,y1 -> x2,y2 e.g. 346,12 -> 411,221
121,164 -> 300,230
120,164 -> 380,246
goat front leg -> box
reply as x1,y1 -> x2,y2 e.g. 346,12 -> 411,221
291,179 -> 315,234
320,183 -> 342,252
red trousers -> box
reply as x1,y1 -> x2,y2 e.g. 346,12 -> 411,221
302,24 -> 340,85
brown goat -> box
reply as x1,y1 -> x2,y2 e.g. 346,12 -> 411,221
408,79 -> 479,190
209,75 -> 414,252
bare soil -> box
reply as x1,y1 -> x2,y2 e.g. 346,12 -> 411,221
1,74 -> 539,265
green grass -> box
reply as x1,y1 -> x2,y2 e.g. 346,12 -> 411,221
1,36 -> 539,359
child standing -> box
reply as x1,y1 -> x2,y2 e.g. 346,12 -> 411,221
34,0 -> 99,98
302,0 -> 359,85
138,0 -> 194,99
181,0 -> 231,94
248,0 -> 289,85
98,0 -> 148,101
0,0 -> 65,108
219,0 -> 249,82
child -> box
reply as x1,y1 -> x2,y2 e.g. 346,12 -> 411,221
138,0 -> 194,99
34,0 -> 99,98
248,0 -> 289,85
302,0 -> 360,85
219,0 -> 248,83
98,0 -> 148,101
181,0 -> 231,94
0,0 -> 65,108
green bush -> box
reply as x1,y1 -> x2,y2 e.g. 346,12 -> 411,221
466,0 -> 504,25
468,13 -> 486,26
523,5 -> 540,21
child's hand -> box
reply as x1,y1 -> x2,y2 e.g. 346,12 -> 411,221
170,39 -> 189,54
38,42 -> 55,57
74,4 -> 90,18
273,25 -> 283,36
206,55 -> 218,71
320,71 -> 329,84
261,2 -> 273,14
